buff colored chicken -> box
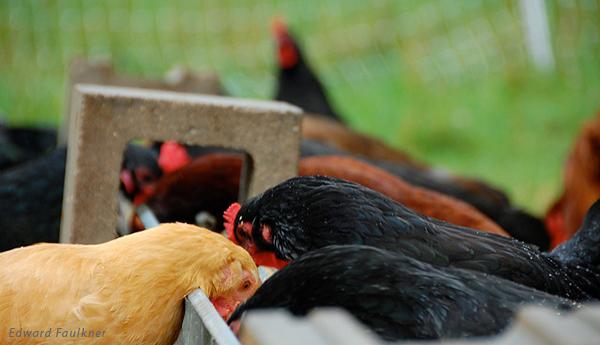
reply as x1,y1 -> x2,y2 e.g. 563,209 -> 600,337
0,223 -> 259,345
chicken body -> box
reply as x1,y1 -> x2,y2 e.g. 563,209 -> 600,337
229,245 -> 577,341
231,176 -> 600,300
376,159 -> 550,249
301,139 -> 550,249
0,223 -> 259,345
272,19 -> 547,248
145,151 -> 504,236
0,148 -> 65,251
547,112 -> 600,246
302,115 -> 421,167
146,152 -> 242,229
273,19 -> 341,121
300,155 -> 506,235
0,144 -> 161,252
0,125 -> 57,171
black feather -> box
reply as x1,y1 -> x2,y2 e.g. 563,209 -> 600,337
0,144 -> 161,251
236,176 -> 600,300
274,30 -> 341,122
300,140 -> 550,250
229,245 -> 578,341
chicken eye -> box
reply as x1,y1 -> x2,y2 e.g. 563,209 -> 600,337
241,281 -> 251,290
236,228 -> 248,241
136,168 -> 155,184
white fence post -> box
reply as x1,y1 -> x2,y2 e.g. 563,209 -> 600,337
519,0 -> 556,71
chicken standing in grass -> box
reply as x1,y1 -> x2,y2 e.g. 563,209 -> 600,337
273,18 -> 341,122
0,223 -> 259,345
276,17 -> 549,248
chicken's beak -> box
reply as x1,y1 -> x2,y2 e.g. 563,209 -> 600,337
211,297 -> 239,321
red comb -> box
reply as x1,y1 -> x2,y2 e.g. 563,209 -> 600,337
224,202 -> 241,243
271,16 -> 288,39
159,141 -> 191,174
224,202 -> 289,269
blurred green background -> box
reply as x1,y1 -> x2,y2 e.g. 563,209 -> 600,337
1,0 -> 599,214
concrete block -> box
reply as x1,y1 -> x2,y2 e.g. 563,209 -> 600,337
61,85 -> 301,244
60,58 -> 223,144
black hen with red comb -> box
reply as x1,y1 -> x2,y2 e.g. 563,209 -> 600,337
273,18 -> 342,122
230,175 -> 600,301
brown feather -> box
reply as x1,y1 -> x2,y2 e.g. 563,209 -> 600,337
302,115 -> 425,167
547,112 -> 600,243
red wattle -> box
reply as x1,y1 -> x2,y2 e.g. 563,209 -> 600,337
223,202 -> 288,269
252,251 -> 289,269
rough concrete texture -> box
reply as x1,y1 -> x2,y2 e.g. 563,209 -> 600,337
60,58 -> 223,144
61,84 -> 301,244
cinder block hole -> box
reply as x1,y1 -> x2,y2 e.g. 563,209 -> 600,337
118,140 -> 253,234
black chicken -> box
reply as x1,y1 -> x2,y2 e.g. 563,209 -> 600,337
0,125 -> 57,171
229,245 -> 577,341
272,19 -> 548,247
301,139 -> 550,249
0,144 -> 161,252
375,159 -> 550,250
272,19 -> 341,122
270,20 -> 548,248
0,148 -> 66,250
120,143 -> 163,203
230,176 -> 600,300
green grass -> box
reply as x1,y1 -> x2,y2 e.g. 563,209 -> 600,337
1,0 -> 599,215
333,66 -> 600,214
